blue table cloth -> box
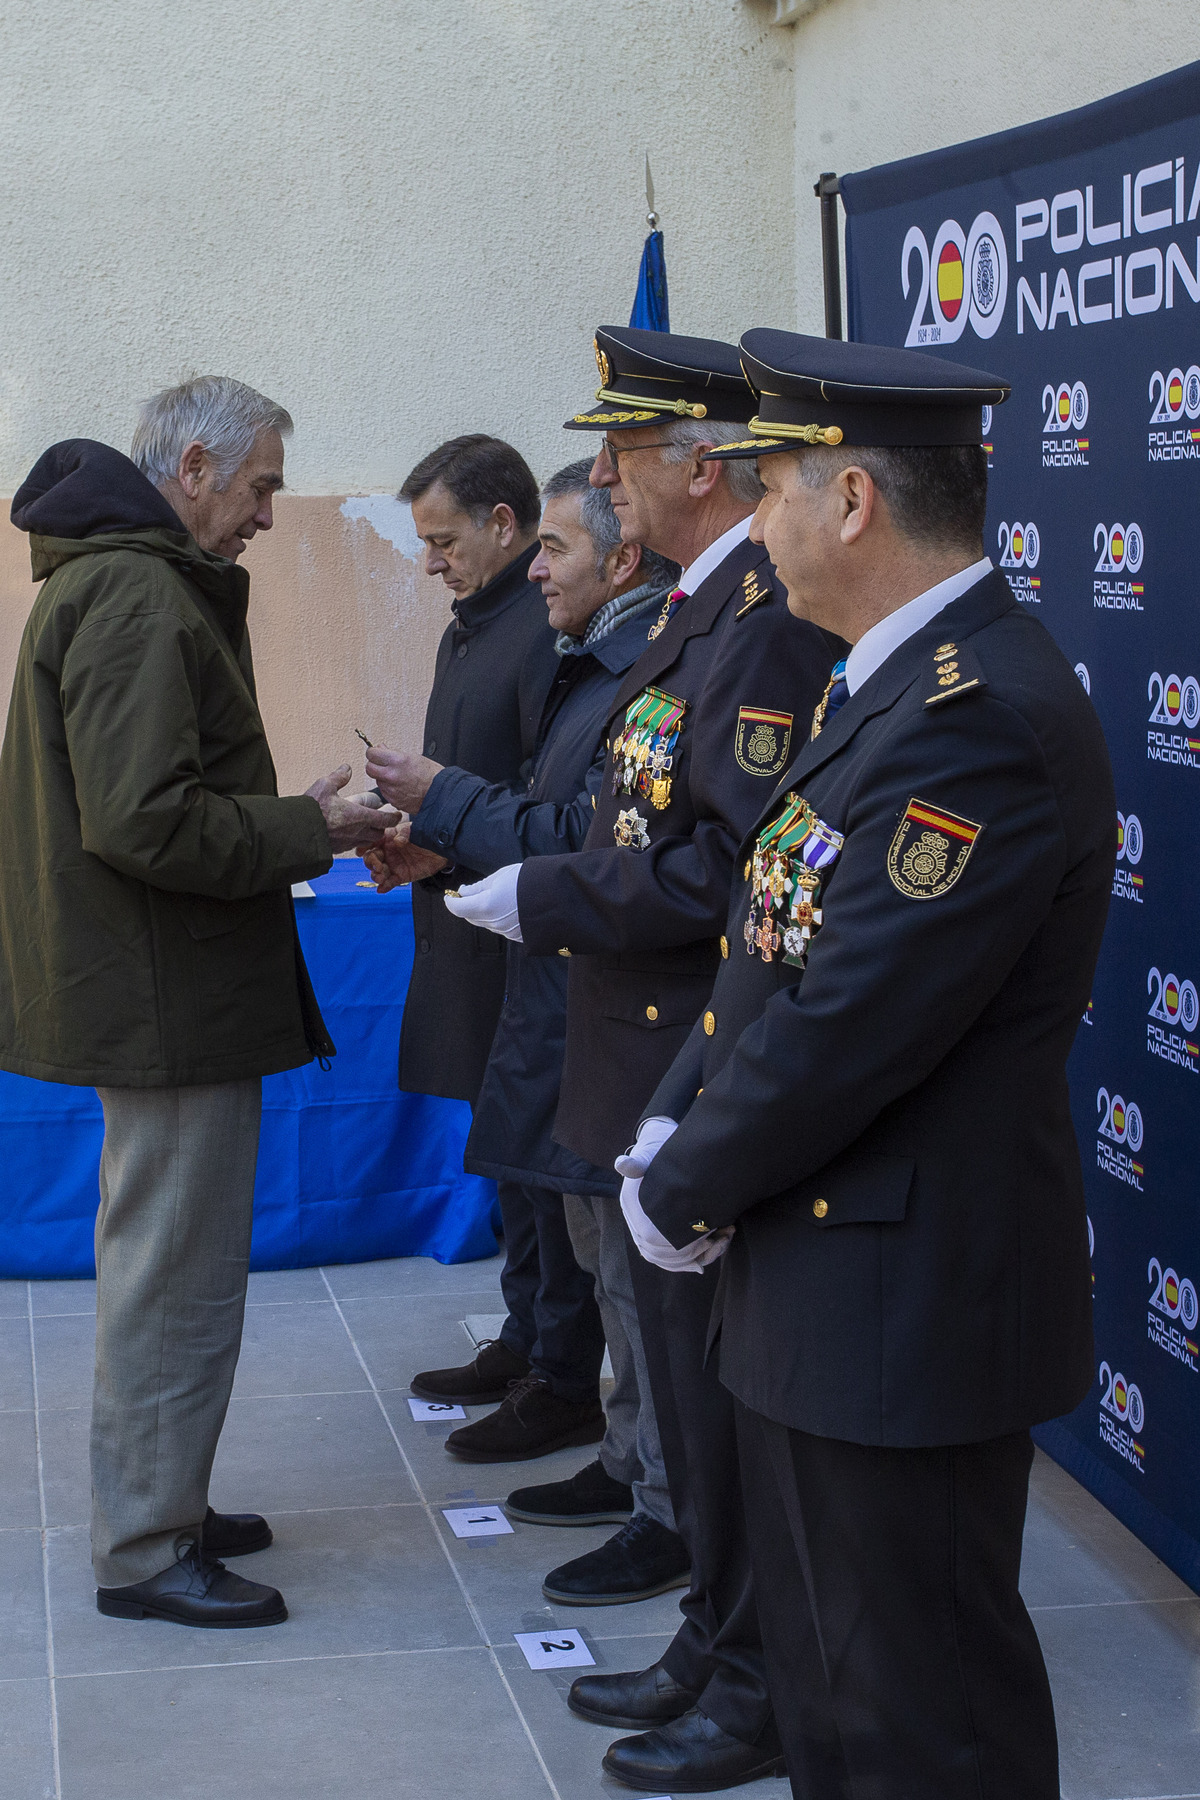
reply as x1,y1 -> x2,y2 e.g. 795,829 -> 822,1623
0,862 -> 499,1278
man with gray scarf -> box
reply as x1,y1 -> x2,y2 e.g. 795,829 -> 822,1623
365,463 -> 689,1597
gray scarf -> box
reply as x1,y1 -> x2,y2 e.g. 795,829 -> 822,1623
555,580 -> 671,658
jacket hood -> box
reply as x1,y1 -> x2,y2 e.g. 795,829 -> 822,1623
10,439 -> 186,539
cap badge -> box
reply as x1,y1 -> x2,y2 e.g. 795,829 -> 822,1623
594,340 -> 612,387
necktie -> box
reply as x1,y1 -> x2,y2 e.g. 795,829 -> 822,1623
648,588 -> 686,642
810,660 -> 849,739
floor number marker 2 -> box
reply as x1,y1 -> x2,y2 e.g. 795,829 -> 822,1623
514,1629 -> 595,1671
441,1507 -> 513,1539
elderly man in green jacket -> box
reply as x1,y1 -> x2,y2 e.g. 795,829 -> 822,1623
0,380 -> 391,1628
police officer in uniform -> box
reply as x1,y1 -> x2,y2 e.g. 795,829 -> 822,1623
623,330 -> 1116,1799
448,327 -> 841,1792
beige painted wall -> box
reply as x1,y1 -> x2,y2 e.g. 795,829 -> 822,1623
791,0 -> 1200,331
0,0 -> 798,784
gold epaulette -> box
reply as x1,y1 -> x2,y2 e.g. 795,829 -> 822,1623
924,640 -> 987,708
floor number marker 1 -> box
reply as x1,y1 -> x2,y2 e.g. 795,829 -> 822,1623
408,1398 -> 466,1421
441,1507 -> 513,1539
514,1629 -> 595,1671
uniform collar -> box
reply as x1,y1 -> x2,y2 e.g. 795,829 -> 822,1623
675,514 -> 752,595
844,557 -> 993,694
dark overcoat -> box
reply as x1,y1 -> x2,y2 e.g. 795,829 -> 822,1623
518,534 -> 841,1169
411,604 -> 664,1194
398,545 -> 558,1102
640,571 -> 1116,1448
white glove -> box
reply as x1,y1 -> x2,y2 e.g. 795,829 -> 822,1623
444,863 -> 523,942
616,1119 -> 733,1274
614,1115 -> 679,1178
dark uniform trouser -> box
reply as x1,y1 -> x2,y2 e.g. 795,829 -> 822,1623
495,1179 -> 606,1402
627,1243 -> 776,1749
734,1402 -> 1059,1800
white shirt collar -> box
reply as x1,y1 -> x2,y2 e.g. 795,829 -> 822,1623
844,557 -> 993,695
675,514 -> 753,596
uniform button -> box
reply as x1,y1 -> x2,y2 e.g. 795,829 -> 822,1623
558,947 -> 572,957
812,1198 -> 828,1219
720,935 -> 728,958
691,1220 -> 709,1233
426,740 -> 436,755
437,830 -> 450,846
419,937 -> 431,953
457,642 -> 468,658
645,1004 -> 658,1020
703,1010 -> 715,1035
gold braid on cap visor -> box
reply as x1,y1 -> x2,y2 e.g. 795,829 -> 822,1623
748,416 -> 844,445
594,387 -> 708,419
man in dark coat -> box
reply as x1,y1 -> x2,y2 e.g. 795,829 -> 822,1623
626,331 -> 1116,1800
445,329 -> 841,1793
0,385 -> 391,1629
393,435 -> 559,1104
368,469 -> 683,1545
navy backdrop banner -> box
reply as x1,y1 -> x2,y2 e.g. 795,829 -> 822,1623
841,61 -> 1200,1594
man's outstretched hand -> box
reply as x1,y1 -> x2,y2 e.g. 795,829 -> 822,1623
306,766 -> 401,852
364,744 -> 444,814
362,824 -> 449,891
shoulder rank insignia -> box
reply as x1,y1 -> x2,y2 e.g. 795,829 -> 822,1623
736,568 -> 772,618
887,797 -> 982,900
735,706 -> 792,776
611,686 -> 687,810
743,792 -> 844,967
614,807 -> 650,851
924,640 -> 987,708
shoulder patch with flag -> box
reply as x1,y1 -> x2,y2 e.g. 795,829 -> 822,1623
735,707 -> 792,776
887,798 -> 983,899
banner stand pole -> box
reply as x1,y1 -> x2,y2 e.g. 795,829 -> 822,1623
814,171 -> 844,339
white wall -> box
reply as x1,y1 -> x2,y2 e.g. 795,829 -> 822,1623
790,0 -> 1200,333
0,0 -> 796,496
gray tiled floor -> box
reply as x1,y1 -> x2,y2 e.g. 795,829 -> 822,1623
3,1253 -> 1198,1800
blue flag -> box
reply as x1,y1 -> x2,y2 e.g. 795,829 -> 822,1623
629,230 -> 669,332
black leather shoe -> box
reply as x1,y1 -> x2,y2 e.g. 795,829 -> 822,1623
444,1373 -> 604,1463
97,1543 -> 287,1628
506,1457 -> 634,1525
543,1513 -> 689,1604
602,1708 -> 787,1793
410,1336 -> 530,1405
568,1659 -> 700,1730
201,1506 -> 273,1557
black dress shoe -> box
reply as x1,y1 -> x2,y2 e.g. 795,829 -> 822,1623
568,1659 -> 700,1730
410,1336 -> 530,1404
201,1506 -> 273,1557
542,1513 -> 689,1604
506,1457 -> 634,1525
444,1373 -> 604,1463
97,1543 -> 287,1629
602,1708 -> 787,1793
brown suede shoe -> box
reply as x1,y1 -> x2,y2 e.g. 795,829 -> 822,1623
444,1373 -> 604,1462
410,1336 -> 530,1404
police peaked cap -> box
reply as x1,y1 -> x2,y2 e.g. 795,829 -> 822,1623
564,326 -> 756,431
703,329 -> 1011,458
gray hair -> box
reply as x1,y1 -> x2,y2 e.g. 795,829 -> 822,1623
131,376 -> 293,490
661,417 -> 765,506
541,459 -> 680,589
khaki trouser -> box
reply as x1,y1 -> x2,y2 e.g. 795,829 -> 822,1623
90,1079 -> 262,1587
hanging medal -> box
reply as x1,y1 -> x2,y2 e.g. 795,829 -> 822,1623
611,687 -> 687,811
743,792 -> 844,969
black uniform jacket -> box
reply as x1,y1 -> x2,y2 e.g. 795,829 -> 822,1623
411,606 -> 662,1195
398,545 -> 558,1103
639,570 -> 1116,1449
518,533 -> 841,1170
